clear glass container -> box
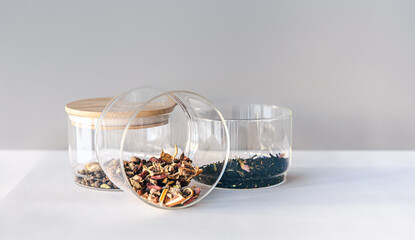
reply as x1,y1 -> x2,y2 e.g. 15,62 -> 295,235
194,104 -> 292,189
65,98 -> 123,191
95,88 -> 230,209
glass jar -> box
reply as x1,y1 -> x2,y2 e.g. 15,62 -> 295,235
65,97 -> 176,191
195,104 -> 292,189
95,88 -> 230,209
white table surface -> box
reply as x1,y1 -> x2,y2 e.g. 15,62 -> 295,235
0,150 -> 414,240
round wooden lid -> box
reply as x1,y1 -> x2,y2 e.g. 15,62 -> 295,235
65,97 -> 176,119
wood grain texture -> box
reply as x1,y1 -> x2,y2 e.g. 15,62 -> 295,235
65,97 -> 176,119
70,119 -> 169,130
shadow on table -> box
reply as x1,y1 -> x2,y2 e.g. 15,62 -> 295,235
285,172 -> 309,185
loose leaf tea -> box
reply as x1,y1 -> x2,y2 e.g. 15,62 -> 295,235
76,162 -> 119,190
196,153 -> 289,189
124,146 -> 202,207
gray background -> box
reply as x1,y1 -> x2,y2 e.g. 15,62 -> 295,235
1,0 -> 414,150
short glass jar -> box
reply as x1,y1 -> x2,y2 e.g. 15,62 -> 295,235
194,104 -> 292,189
95,88 -> 230,209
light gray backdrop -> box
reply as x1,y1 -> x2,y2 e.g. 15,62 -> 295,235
1,0 -> 414,150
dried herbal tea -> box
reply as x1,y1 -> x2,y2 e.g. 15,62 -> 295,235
76,162 -> 119,190
124,146 -> 202,207
196,153 -> 289,189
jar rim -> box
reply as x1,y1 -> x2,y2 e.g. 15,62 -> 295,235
195,103 -> 292,122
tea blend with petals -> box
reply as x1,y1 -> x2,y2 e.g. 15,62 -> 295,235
124,146 -> 202,207
196,153 -> 289,189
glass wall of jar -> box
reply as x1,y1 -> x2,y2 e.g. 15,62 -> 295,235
65,98 -> 119,190
95,88 -> 230,209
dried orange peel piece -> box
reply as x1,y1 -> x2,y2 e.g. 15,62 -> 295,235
172,145 -> 178,159
159,188 -> 169,206
164,194 -> 186,207
183,187 -> 194,202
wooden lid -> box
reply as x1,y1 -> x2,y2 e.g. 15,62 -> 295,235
65,97 -> 176,119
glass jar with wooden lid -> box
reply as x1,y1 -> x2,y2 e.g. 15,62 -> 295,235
65,96 -> 176,191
